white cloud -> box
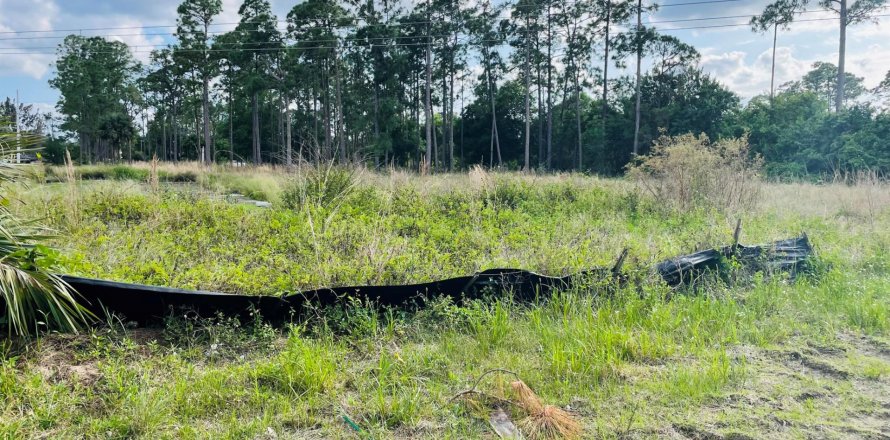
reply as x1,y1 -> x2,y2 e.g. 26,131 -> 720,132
0,0 -> 60,78
847,44 -> 890,89
699,46 -> 813,98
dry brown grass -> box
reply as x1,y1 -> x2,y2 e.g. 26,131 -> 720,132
627,133 -> 763,214
512,380 -> 582,440
757,179 -> 890,220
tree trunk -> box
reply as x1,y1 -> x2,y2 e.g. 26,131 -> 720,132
441,62 -> 448,170
229,97 -> 234,163
323,59 -> 331,160
632,0 -> 643,157
448,54 -> 455,171
202,26 -> 212,165
277,93 -> 284,164
448,23 -> 457,171
162,110 -> 167,161
601,0 -> 611,141
201,20 -> 213,165
537,42 -> 544,169
460,77 -> 465,165
373,81 -> 380,145
172,98 -> 179,162
524,14 -> 531,172
575,74 -> 582,170
286,96 -> 292,167
252,92 -> 261,164
770,22 -> 778,102
546,1 -> 553,169
424,20 -> 433,172
485,51 -> 502,167
195,104 -> 202,160
836,0 -> 847,112
334,45 -> 345,162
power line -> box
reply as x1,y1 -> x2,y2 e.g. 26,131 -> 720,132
1,11 -> 887,55
0,8 -> 841,42
0,0 -> 758,36
658,0 -> 742,6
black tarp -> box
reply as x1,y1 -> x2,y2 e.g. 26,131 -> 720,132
61,235 -> 813,325
655,235 -> 813,286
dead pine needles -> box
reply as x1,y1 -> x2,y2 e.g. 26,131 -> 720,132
512,380 -> 582,440
447,369 -> 582,440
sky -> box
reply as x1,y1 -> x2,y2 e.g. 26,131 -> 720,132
0,0 -> 888,115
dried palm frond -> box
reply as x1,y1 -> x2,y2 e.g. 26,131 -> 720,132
511,380 -> 582,440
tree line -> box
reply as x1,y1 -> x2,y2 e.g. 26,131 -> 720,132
36,0 -> 890,176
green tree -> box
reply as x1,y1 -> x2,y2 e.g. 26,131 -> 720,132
757,0 -> 887,111
287,0 -> 352,162
592,0 -> 633,142
176,0 -> 222,164
49,36 -> 139,162
466,0 -> 507,167
508,0 -> 544,171
223,0 -> 281,164
871,70 -> 890,108
750,1 -> 797,101
784,62 -> 866,111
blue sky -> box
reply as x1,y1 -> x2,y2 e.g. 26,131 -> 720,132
0,0 -> 887,114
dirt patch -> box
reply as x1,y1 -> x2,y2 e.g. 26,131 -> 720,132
671,424 -> 755,440
838,332 -> 890,362
772,350 -> 850,379
798,355 -> 850,379
677,339 -> 890,439
28,334 -> 102,387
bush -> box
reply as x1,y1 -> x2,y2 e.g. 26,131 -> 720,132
627,133 -> 763,212
81,191 -> 153,224
482,177 -> 530,210
157,171 -> 198,183
77,165 -> 148,181
281,166 -> 357,210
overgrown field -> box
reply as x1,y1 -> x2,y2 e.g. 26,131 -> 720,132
2,164 -> 889,439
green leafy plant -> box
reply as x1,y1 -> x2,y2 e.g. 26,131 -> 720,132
0,118 -> 92,336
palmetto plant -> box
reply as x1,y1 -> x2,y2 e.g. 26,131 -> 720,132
0,118 -> 92,336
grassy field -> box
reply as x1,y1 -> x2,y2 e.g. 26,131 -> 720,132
1,163 -> 889,439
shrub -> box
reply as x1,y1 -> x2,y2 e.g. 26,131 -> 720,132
157,171 -> 198,183
81,191 -> 153,224
109,165 -> 149,181
482,177 -> 530,209
281,165 -> 357,210
627,133 -> 763,212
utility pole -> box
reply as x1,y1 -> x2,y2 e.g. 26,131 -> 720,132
15,90 -> 21,163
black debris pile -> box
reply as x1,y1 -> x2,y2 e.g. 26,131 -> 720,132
62,234 -> 814,325
656,235 -> 813,287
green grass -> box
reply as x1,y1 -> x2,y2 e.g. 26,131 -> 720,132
1,166 -> 888,438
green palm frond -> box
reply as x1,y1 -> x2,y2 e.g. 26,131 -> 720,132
0,118 -> 93,336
